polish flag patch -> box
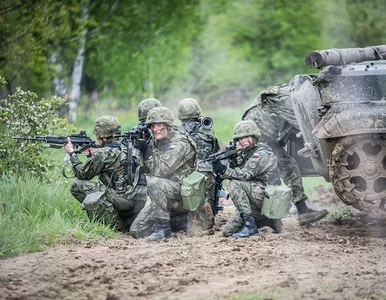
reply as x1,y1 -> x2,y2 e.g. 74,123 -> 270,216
253,153 -> 260,158
169,145 -> 176,150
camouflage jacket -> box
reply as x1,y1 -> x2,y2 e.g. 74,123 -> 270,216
223,143 -> 280,185
179,120 -> 220,172
70,141 -> 145,194
144,128 -> 197,182
242,82 -> 298,143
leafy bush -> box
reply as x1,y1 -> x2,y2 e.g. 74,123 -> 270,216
0,76 -> 75,177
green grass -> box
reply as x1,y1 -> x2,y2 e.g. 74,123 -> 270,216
0,174 -> 117,257
302,176 -> 331,198
205,105 -> 249,145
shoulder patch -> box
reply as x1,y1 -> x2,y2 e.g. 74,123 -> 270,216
253,153 -> 260,158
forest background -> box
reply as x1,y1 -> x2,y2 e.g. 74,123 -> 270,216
2,0 -> 386,127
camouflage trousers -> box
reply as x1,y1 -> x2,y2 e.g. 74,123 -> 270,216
201,171 -> 216,209
130,176 -> 215,238
269,143 -> 308,204
223,180 -> 267,236
70,180 -> 147,231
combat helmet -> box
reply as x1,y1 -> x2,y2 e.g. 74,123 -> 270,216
233,120 -> 261,141
137,98 -> 162,122
146,107 -> 175,126
177,98 -> 202,121
93,116 -> 121,138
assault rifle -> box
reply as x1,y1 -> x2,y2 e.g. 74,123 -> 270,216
117,122 -> 150,146
114,124 -> 150,186
204,142 -> 254,215
12,130 -> 96,156
204,141 -> 253,165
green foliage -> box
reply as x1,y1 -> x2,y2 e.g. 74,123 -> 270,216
3,0 -> 386,119
326,208 -> 353,221
0,174 -> 117,257
84,0 -> 201,104
0,0 -> 83,94
0,80 -> 74,177
346,0 -> 386,46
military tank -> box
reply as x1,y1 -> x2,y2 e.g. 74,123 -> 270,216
290,45 -> 386,219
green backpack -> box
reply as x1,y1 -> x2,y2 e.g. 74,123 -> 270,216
261,184 -> 293,219
181,171 -> 207,211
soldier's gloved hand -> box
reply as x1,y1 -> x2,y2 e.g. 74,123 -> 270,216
212,160 -> 227,175
137,139 -> 153,160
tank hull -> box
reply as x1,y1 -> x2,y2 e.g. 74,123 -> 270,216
291,55 -> 386,218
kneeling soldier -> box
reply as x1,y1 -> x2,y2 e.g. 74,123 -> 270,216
213,120 -> 282,238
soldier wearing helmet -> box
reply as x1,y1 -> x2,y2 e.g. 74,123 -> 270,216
63,116 -> 147,231
130,107 -> 197,240
243,82 -> 328,225
137,98 -> 162,123
130,98 -> 163,145
212,120 -> 282,238
177,98 -> 219,230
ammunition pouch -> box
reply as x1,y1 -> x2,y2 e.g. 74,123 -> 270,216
262,185 -> 293,219
181,171 -> 207,211
82,191 -> 118,224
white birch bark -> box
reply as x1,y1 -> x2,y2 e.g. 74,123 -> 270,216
69,5 -> 88,123
50,53 -> 67,97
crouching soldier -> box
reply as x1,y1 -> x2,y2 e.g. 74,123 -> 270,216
64,116 -> 147,231
177,98 -> 220,230
212,120 -> 283,238
130,107 -> 198,240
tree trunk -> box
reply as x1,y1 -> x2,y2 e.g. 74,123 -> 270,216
50,53 -> 68,118
69,5 -> 88,124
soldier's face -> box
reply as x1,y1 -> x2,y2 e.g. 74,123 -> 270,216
150,123 -> 169,140
238,136 -> 253,148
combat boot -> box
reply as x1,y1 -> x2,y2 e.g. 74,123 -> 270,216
148,219 -> 172,241
298,208 -> 329,226
296,200 -> 329,226
232,213 -> 259,238
256,218 -> 283,234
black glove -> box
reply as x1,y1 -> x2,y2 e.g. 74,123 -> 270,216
137,139 -> 148,153
136,139 -> 153,160
212,160 -> 227,175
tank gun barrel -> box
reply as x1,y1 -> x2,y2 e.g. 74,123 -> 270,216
305,45 -> 386,68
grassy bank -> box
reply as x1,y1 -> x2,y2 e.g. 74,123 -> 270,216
0,175 -> 117,257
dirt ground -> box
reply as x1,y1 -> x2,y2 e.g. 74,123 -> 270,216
1,185 -> 386,300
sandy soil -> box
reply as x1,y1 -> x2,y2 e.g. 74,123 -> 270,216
1,185 -> 386,300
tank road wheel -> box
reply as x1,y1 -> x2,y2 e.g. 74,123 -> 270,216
329,134 -> 386,219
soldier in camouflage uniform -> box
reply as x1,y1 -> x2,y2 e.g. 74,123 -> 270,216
177,98 -> 220,230
137,98 -> 162,124
212,120 -> 281,238
64,116 -> 147,231
129,98 -> 163,146
242,82 -> 328,226
130,107 -> 197,240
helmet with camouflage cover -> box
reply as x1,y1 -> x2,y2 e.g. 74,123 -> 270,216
177,98 -> 202,121
137,98 -> 162,122
233,120 -> 261,141
93,116 -> 121,138
146,107 -> 175,126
